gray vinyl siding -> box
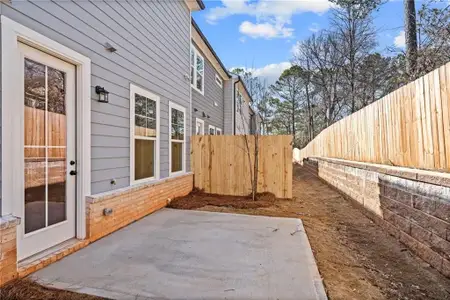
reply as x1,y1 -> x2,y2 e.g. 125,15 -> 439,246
236,99 -> 251,134
224,79 -> 234,135
2,0 -> 192,195
191,43 -> 225,134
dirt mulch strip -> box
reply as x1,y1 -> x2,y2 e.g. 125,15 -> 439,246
175,165 -> 450,300
0,279 -> 107,300
168,188 -> 279,210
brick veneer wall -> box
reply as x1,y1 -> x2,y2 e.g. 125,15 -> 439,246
86,173 -> 193,242
0,215 -> 20,286
0,174 -> 193,287
303,158 -> 450,278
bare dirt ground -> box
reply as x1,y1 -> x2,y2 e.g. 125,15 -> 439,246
0,279 -> 106,300
168,188 -> 279,209
171,165 -> 450,300
3,165 -> 449,300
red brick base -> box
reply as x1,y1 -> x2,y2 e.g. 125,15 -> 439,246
0,216 -> 20,286
86,173 -> 193,242
0,173 -> 193,286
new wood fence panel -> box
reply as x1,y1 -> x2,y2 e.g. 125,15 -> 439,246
298,62 -> 450,171
442,66 -> 450,166
191,135 -> 293,199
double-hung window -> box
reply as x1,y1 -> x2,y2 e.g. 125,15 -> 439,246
208,125 -> 216,135
195,118 -> 204,135
191,45 -> 204,94
170,102 -> 186,174
130,84 -> 159,183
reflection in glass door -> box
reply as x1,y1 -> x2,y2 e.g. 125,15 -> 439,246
24,58 -> 67,234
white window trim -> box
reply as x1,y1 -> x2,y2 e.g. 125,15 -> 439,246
208,125 -> 216,135
169,101 -> 187,176
190,45 -> 205,95
216,128 -> 222,135
195,117 -> 205,135
1,16 -> 91,239
215,74 -> 223,88
130,84 -> 160,185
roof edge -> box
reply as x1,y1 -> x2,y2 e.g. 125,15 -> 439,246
192,18 -> 231,79
197,0 -> 205,10
232,74 -> 254,103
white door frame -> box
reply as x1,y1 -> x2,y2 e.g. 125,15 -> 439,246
1,16 -> 91,242
18,43 -> 77,260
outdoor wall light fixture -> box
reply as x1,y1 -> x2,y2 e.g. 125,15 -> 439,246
207,115 -> 210,119
202,112 -> 207,118
95,86 -> 109,103
104,42 -> 117,53
194,108 -> 198,112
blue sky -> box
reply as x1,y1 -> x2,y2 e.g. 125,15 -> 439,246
192,0 -> 436,85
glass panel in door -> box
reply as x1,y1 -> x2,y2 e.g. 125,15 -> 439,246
24,58 -> 67,234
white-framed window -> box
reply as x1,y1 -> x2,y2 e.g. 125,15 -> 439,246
169,102 -> 186,175
130,84 -> 160,184
191,45 -> 205,94
237,91 -> 243,113
215,74 -> 223,88
195,118 -> 205,135
216,128 -> 222,135
208,125 -> 216,135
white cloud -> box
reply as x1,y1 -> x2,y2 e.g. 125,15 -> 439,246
308,22 -> 320,33
233,62 -> 292,85
207,0 -> 333,24
206,0 -> 333,39
252,62 -> 292,85
394,30 -> 406,48
239,21 -> 294,39
239,36 -> 247,43
291,41 -> 301,56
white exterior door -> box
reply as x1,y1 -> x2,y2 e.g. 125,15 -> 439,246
16,43 -> 76,260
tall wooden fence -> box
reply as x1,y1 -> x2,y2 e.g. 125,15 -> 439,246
297,62 -> 450,171
191,135 -> 293,199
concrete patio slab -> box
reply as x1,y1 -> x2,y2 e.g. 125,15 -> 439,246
31,209 -> 327,300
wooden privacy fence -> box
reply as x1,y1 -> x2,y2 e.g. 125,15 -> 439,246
191,135 -> 293,199
298,62 -> 450,171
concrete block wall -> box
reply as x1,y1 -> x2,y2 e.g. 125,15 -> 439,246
86,173 -> 194,242
303,158 -> 450,278
0,216 -> 20,286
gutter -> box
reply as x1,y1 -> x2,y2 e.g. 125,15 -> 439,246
196,0 -> 205,10
189,10 -> 193,137
233,77 -> 241,135
238,75 -> 253,103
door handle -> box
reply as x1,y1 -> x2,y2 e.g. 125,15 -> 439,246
70,170 -> 77,176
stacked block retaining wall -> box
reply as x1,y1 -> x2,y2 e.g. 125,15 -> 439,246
303,157 -> 450,278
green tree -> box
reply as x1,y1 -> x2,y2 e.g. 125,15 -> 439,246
270,66 -> 304,147
356,53 -> 398,109
329,0 -> 384,113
